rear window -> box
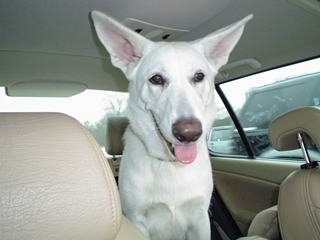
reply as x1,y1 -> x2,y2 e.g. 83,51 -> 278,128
0,88 -> 128,154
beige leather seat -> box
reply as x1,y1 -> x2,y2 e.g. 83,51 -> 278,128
105,116 -> 129,177
269,106 -> 320,240
238,206 -> 279,240
239,106 -> 320,240
106,116 -> 129,158
237,205 -> 279,240
0,112 -> 147,240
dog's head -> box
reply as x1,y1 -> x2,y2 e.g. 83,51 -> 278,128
91,11 -> 252,164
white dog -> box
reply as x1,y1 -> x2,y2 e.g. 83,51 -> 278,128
91,11 -> 252,240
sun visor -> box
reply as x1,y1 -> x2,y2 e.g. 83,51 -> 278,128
6,81 -> 87,97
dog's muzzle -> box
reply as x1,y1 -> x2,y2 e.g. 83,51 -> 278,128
171,118 -> 202,164
151,111 -> 202,164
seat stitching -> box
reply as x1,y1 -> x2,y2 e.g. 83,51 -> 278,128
70,115 -> 121,236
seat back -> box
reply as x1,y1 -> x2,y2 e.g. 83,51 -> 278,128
269,106 -> 320,240
105,116 -> 129,177
0,112 -> 146,240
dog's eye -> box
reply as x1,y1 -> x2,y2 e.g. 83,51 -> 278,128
192,72 -> 205,83
149,74 -> 165,86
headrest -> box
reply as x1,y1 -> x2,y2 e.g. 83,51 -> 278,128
106,116 -> 129,156
269,106 -> 320,151
0,113 -> 122,240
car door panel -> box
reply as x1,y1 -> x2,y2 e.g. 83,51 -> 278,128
211,157 -> 300,234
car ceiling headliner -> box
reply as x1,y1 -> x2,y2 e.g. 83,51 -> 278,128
0,0 -> 319,95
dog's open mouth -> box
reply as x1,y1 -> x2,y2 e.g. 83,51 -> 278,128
163,135 -> 197,164
172,143 -> 197,164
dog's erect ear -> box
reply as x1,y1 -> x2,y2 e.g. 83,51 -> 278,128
193,14 -> 253,70
91,11 -> 153,75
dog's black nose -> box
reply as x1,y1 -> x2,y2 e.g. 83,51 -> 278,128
172,118 -> 202,143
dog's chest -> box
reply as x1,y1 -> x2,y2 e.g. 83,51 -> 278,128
142,159 -> 212,205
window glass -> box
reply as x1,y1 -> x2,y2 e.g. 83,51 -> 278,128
0,88 -> 128,155
207,93 -> 247,157
208,57 -> 320,160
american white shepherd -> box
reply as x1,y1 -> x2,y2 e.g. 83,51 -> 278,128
91,11 -> 252,240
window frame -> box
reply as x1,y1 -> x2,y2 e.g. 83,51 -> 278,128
210,56 -> 320,160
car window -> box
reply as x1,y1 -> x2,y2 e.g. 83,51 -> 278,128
208,57 -> 320,161
0,88 -> 128,155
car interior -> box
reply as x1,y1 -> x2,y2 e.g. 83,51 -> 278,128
1,0 -> 320,240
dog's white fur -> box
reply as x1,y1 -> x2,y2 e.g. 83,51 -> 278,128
91,11 -> 252,240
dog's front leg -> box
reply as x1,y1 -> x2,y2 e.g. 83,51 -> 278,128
124,211 -> 151,238
186,211 -> 211,240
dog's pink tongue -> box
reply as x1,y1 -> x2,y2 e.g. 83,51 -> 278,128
173,144 -> 197,164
